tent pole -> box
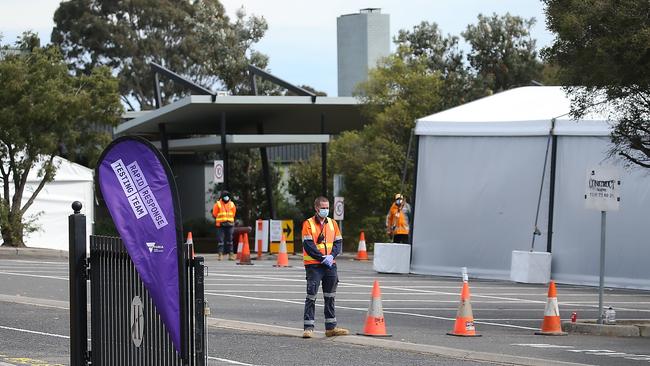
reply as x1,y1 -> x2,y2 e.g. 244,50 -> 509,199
546,127 -> 558,253
408,134 -> 420,248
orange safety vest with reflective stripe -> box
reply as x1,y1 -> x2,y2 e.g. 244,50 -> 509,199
386,202 -> 411,235
302,217 -> 341,265
212,200 -> 236,227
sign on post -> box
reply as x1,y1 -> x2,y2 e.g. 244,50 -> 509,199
334,197 -> 344,220
585,167 -> 620,211
584,166 -> 621,324
213,160 -> 224,184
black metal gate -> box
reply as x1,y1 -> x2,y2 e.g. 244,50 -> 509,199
69,203 -> 206,366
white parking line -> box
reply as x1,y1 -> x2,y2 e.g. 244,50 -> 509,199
0,325 -> 69,339
204,292 -> 538,331
0,272 -> 68,280
207,356 -> 264,366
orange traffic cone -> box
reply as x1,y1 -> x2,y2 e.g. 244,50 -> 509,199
535,281 -> 567,335
186,232 -> 195,259
273,234 -> 290,267
447,281 -> 481,337
357,280 -> 391,337
354,231 -> 369,261
236,234 -> 243,260
237,233 -> 253,265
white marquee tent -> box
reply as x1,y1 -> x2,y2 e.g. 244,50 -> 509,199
0,156 -> 94,251
412,86 -> 650,290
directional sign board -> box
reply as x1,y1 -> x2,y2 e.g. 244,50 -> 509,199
585,167 -> 620,211
334,197 -> 344,220
269,219 -> 294,253
213,160 -> 224,183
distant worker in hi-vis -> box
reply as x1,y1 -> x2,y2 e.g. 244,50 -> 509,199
386,193 -> 411,243
212,190 -> 236,261
301,196 -> 349,338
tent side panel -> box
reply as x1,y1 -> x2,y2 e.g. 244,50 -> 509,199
551,136 -> 650,290
411,135 -> 550,279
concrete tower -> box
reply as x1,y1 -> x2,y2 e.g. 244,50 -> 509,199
337,8 -> 390,97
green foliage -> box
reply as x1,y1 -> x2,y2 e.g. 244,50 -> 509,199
463,13 -> 543,93
543,0 -> 650,168
210,149 -> 281,227
287,152 -> 328,221
52,0 -> 270,109
0,36 -> 122,246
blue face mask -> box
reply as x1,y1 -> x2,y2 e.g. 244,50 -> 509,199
318,208 -> 329,218
223,196 -> 230,202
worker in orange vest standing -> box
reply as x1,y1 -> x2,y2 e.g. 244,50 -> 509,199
386,193 -> 411,243
301,196 -> 349,339
212,190 -> 237,261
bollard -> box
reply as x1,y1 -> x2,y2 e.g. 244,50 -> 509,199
69,201 -> 88,366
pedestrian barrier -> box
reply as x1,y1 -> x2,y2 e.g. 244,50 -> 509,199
68,203 -> 207,366
273,234 -> 290,267
354,231 -> 369,261
447,281 -> 481,337
358,280 -> 391,337
237,233 -> 253,265
535,281 -> 568,336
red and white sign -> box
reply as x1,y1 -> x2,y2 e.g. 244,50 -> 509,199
213,160 -> 224,183
334,196 -> 344,220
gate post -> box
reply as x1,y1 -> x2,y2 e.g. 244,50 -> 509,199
69,201 -> 88,366
193,257 -> 206,366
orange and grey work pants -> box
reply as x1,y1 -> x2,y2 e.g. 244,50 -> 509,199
304,265 -> 339,331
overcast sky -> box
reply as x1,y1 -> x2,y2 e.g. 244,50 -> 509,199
0,0 -> 553,97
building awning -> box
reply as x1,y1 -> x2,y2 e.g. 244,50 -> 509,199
151,134 -> 329,151
116,95 -> 364,137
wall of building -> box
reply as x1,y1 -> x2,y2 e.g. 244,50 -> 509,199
337,9 -> 390,97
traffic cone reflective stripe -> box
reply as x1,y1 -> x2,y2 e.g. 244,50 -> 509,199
354,231 -> 369,261
447,281 -> 481,337
535,281 -> 567,335
358,280 -> 391,337
236,235 -> 243,260
237,233 -> 253,265
274,234 -> 290,267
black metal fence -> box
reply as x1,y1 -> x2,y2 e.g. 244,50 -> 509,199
69,203 -> 206,366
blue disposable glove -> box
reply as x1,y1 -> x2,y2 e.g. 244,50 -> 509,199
321,255 -> 334,268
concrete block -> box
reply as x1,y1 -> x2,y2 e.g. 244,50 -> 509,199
638,325 -> 650,338
563,321 -> 640,337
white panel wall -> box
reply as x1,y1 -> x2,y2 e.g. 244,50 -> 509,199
411,135 -> 550,279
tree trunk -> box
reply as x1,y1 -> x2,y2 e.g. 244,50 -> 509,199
0,211 -> 26,247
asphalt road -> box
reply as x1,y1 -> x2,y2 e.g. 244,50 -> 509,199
1,255 -> 649,365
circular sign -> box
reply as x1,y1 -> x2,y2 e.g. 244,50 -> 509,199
130,296 -> 144,347
334,198 -> 344,220
214,160 -> 224,183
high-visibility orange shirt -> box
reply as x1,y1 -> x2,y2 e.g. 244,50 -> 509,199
386,202 -> 411,235
212,200 -> 236,227
302,217 -> 342,266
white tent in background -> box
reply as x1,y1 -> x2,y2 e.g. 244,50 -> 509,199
412,86 -> 650,290
0,156 -> 94,251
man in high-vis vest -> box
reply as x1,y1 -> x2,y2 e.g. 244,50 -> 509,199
301,196 -> 349,338
386,193 -> 411,243
212,190 -> 236,261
